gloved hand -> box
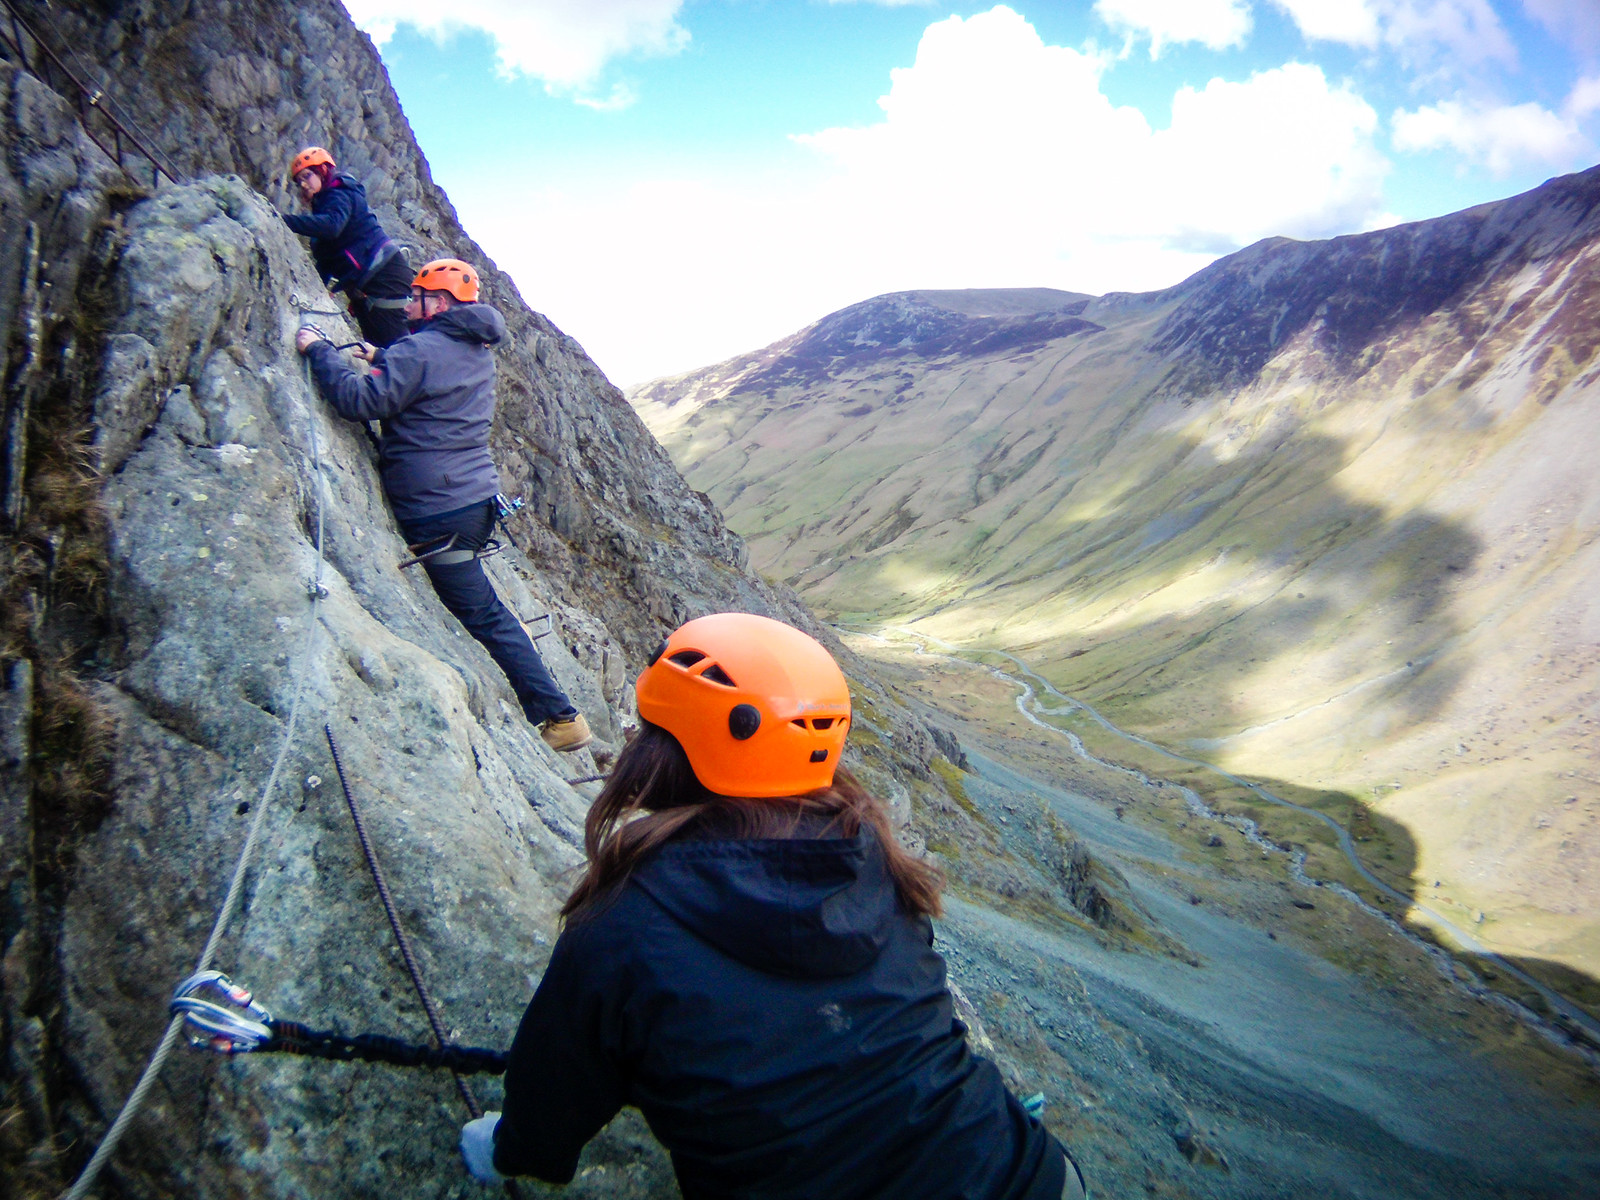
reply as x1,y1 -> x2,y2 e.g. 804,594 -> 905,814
460,1112 -> 506,1185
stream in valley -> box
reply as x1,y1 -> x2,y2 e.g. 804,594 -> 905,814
841,623 -> 1600,1053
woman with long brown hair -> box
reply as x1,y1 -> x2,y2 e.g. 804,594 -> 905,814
459,613 -> 1086,1199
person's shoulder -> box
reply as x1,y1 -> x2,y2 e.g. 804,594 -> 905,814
561,874 -> 689,956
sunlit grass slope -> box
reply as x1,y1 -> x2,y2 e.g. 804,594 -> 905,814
631,169 -> 1600,990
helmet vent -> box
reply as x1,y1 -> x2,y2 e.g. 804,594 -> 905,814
702,664 -> 736,687
809,750 -> 829,763
790,717 -> 840,731
669,650 -> 706,668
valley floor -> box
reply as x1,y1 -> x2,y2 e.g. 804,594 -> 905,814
850,634 -> 1600,1200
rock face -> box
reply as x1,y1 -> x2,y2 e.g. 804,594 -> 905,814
0,4 -> 987,1197
5,5 -> 1596,1200
632,168 -> 1600,998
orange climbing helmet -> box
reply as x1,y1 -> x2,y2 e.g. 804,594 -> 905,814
412,258 -> 480,303
289,146 -> 334,180
636,613 -> 852,798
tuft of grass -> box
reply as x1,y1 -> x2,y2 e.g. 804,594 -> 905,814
931,756 -> 989,826
0,211 -> 123,1193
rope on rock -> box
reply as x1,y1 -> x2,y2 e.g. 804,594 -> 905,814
58,359 -> 332,1200
323,724 -> 526,1200
323,723 -> 484,1114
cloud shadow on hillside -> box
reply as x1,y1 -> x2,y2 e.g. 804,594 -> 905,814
843,421 -> 1600,1039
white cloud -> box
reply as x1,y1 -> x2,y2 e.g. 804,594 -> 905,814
1269,0 -> 1381,46
1271,0 -> 1515,65
1522,0 -> 1600,56
476,6 -> 1391,384
1380,0 -> 1515,65
800,10 -> 1386,250
339,0 -> 687,94
1392,98 -> 1588,173
1155,64 -> 1388,245
1093,0 -> 1253,56
1570,75 -> 1600,119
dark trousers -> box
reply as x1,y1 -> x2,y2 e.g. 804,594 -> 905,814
400,500 -> 576,725
348,254 -> 413,347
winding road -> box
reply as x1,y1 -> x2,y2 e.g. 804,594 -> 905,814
845,622 -> 1600,1050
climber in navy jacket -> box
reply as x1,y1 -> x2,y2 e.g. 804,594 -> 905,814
294,258 -> 592,753
459,613 -> 1088,1200
283,146 -> 412,347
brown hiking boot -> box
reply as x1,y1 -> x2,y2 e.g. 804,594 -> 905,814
541,712 -> 592,753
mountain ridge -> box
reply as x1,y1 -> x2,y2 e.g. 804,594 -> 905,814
632,162 -> 1600,1002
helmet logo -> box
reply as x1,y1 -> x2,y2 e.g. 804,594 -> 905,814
728,704 -> 762,741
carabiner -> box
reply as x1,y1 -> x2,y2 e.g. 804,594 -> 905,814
170,970 -> 274,1054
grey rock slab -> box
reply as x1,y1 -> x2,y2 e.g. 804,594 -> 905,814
61,177 -> 630,1196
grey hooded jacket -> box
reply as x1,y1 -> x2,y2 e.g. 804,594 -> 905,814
305,303 -> 505,522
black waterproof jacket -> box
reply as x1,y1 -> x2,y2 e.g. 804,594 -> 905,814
304,304 -> 504,522
494,828 -> 1067,1200
282,172 -> 395,292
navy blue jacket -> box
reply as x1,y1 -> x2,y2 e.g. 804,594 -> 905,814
494,825 -> 1067,1200
304,305 -> 505,522
283,172 -> 395,292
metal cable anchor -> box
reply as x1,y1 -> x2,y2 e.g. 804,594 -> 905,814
289,292 -> 346,318
170,971 -> 273,1054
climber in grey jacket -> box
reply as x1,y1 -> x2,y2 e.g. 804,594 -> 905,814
298,259 -> 503,523
295,258 -> 592,753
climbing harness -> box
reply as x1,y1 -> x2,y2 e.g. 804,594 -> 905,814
396,494 -> 528,573
359,293 -> 411,311
171,971 -> 509,1075
397,529 -> 497,569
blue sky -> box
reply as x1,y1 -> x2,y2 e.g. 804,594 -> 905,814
339,1 -> 1600,385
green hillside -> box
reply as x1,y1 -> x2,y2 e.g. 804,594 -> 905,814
633,173 -> 1600,993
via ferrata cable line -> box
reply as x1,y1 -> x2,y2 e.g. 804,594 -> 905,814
322,723 -> 525,1200
58,358 -> 333,1200
322,723 -> 484,1116
0,0 -> 177,190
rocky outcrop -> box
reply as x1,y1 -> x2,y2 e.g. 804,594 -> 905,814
0,4 -> 981,1196
1150,167 -> 1600,392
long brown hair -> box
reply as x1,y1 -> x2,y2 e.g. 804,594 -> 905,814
562,722 -> 943,923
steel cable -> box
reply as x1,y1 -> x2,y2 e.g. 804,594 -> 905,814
323,724 -> 524,1199
59,360 -> 331,1200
